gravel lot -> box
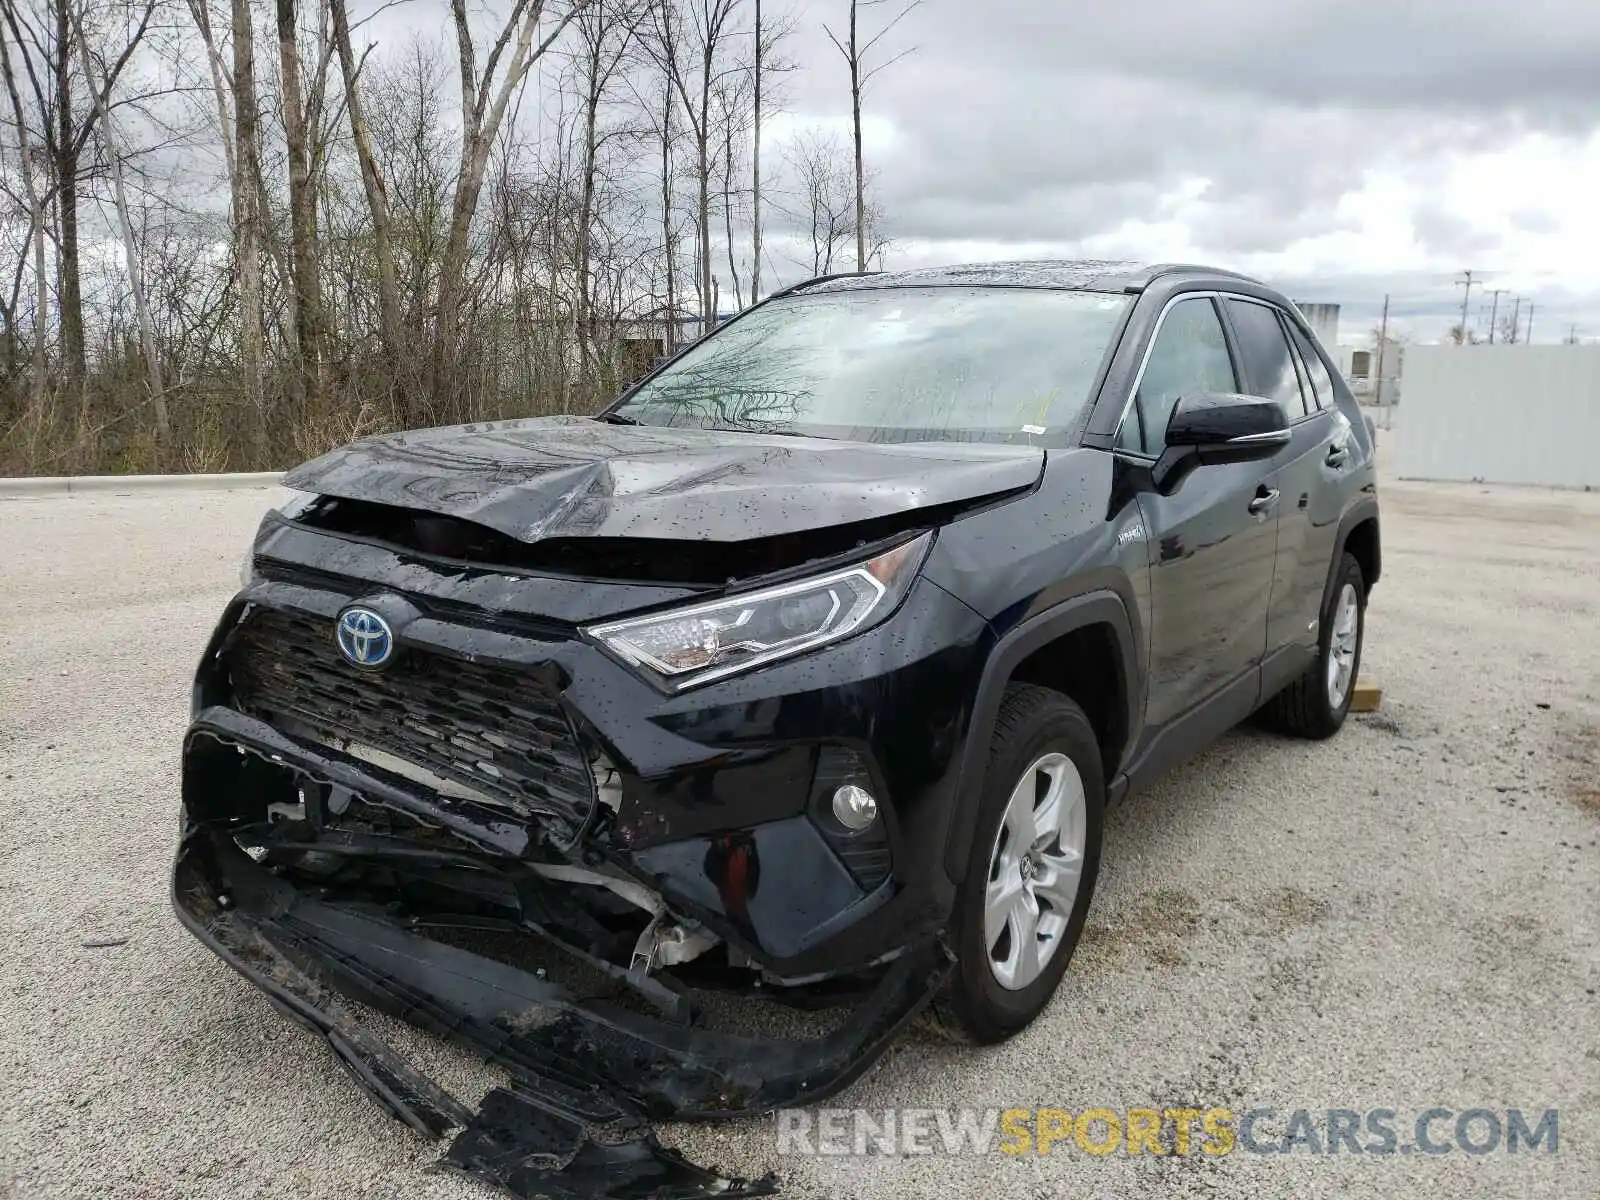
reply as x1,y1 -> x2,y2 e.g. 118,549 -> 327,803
2,472 -> 1597,1199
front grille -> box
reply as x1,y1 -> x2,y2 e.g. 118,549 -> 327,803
225,607 -> 594,830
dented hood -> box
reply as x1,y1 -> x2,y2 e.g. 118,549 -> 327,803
283,415 -> 1043,543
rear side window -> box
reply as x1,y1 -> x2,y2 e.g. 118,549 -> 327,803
1225,299 -> 1308,418
1120,297 -> 1237,454
1286,321 -> 1335,411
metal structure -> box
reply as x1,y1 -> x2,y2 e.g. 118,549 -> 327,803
1396,345 -> 1600,487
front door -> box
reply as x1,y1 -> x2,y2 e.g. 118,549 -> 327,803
1115,295 -> 1281,731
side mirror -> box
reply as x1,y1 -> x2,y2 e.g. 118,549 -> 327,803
1154,392 -> 1290,492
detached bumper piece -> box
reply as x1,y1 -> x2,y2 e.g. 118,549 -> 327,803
174,821 -> 949,1199
446,1085 -> 765,1200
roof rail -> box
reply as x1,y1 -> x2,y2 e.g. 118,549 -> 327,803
763,270 -> 882,302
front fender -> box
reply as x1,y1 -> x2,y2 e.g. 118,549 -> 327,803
940,589 -> 1139,883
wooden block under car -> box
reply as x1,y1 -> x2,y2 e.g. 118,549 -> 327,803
1349,680 -> 1383,713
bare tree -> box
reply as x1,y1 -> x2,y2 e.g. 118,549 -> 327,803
180,0 -> 276,452
231,0 -> 268,451
330,0 -> 401,367
433,0 -> 587,400
747,0 -> 790,303
634,3 -> 681,351
749,0 -> 760,302
0,0 -> 922,479
714,63 -> 749,307
655,59 -> 678,351
649,0 -> 742,335
0,18 -> 48,414
567,0 -> 647,373
181,0 -> 264,452
0,0 -> 159,406
72,0 -> 165,439
823,0 -> 915,272
781,127 -> 853,275
276,0 -> 326,411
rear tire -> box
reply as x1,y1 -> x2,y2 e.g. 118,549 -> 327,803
928,684 -> 1103,1044
1262,551 -> 1366,739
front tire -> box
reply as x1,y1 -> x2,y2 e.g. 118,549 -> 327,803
929,684 -> 1104,1044
1262,551 -> 1366,739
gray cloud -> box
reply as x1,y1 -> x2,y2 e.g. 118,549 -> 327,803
844,0 -> 1600,117
1410,203 -> 1502,260
757,0 -> 1600,338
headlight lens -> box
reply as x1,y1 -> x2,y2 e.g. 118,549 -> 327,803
587,532 -> 931,689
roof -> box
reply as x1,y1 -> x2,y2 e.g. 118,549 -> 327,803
797,259 -> 1260,296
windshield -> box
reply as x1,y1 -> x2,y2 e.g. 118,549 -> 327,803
609,286 -> 1130,444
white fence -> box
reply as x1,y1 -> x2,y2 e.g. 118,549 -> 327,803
1396,345 -> 1600,488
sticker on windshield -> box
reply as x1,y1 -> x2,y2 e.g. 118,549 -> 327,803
1021,424 -> 1047,435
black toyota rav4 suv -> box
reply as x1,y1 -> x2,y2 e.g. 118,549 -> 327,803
176,261 -> 1379,1189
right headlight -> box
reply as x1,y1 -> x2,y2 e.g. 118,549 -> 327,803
586,532 -> 932,690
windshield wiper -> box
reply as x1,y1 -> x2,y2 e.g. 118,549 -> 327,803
597,412 -> 640,425
706,424 -> 827,440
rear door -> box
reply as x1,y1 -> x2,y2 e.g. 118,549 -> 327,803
1117,295 -> 1280,731
1281,317 -> 1354,657
1220,299 -> 1341,679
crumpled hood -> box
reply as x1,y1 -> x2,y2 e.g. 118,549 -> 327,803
284,415 -> 1043,543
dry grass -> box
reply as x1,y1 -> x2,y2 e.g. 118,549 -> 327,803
1558,720 -> 1600,817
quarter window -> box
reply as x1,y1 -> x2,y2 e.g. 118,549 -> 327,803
1120,298 -> 1237,454
1225,299 -> 1308,418
1286,321 -> 1336,412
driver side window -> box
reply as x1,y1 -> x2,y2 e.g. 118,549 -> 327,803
1117,298 -> 1238,455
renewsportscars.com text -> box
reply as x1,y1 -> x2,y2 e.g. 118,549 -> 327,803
776,1106 -> 1559,1158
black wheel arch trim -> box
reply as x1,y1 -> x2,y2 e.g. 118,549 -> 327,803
1324,497 -> 1381,614
942,589 -> 1140,884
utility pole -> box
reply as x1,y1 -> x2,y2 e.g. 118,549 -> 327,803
1567,323 -> 1580,345
1455,269 -> 1476,343
1507,295 -> 1522,344
1483,288 -> 1508,343
1373,294 -> 1390,406
1526,302 -> 1535,344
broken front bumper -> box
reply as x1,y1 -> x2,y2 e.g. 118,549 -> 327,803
203,564 -> 990,979
173,719 -> 951,1198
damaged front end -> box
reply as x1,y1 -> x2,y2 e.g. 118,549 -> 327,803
177,715 -> 951,1197
173,509 -> 981,1196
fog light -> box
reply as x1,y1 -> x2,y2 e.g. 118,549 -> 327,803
831,784 -> 878,832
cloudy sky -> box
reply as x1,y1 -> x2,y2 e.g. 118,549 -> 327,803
744,0 -> 1600,344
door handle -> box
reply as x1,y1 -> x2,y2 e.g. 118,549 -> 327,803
1248,486 -> 1280,517
1326,443 -> 1350,469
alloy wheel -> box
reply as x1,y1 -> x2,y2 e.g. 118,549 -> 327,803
984,751 -> 1087,991
1326,582 -> 1359,709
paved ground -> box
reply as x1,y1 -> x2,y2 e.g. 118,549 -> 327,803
1,473 -> 1596,1199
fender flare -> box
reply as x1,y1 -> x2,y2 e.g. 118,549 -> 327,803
1321,497 -> 1381,616
941,589 -> 1140,883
